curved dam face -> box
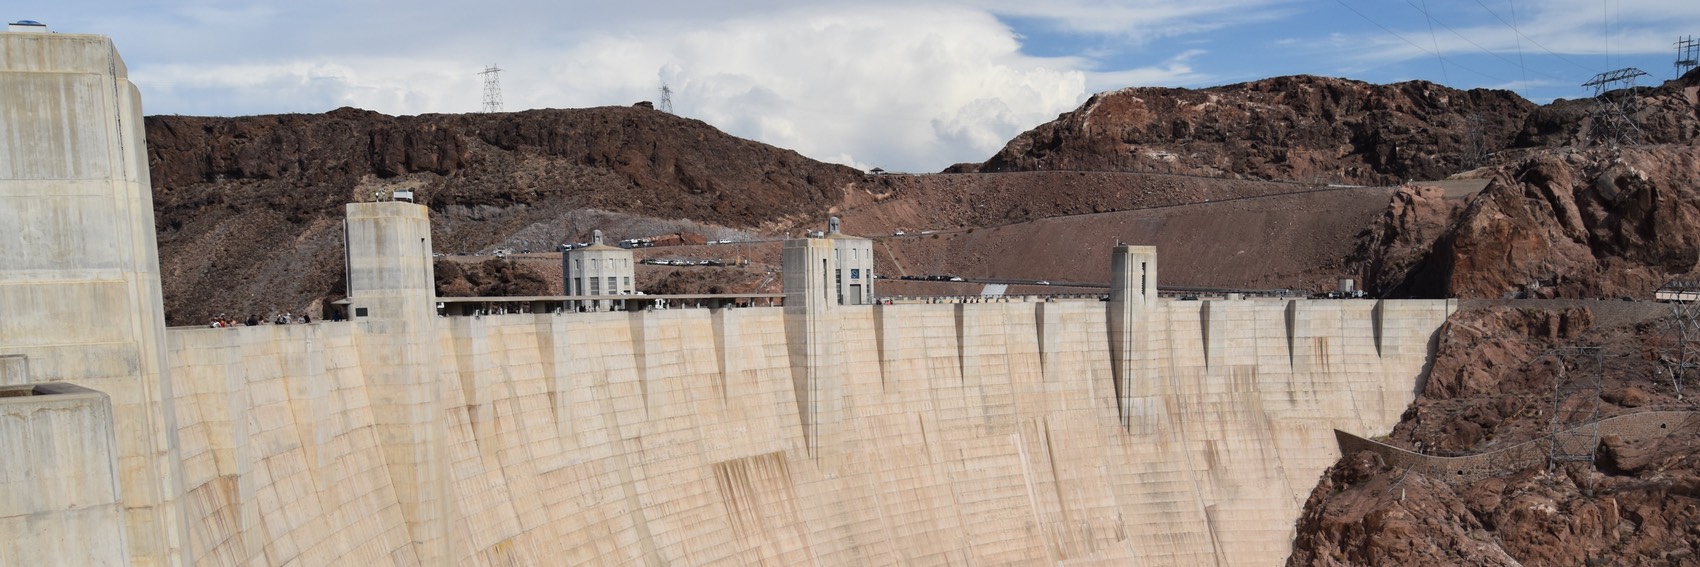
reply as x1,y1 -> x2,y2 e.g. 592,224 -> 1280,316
163,296 -> 1450,566
0,31 -> 1455,566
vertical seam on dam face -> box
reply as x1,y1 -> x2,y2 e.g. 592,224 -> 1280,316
1285,301 -> 1297,368
1200,301 -> 1212,370
1373,300 -> 1386,358
955,303 -> 967,387
874,304 -> 888,392
713,308 -> 730,407
628,311 -> 650,418
1035,302 -> 1049,378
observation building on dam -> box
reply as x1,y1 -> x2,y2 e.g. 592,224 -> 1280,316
1,30 -> 1457,566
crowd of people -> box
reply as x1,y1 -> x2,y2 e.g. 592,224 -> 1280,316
207,312 -> 314,328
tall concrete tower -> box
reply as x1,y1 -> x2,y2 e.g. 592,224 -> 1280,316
0,30 -> 187,564
781,218 -> 875,457
343,201 -> 450,563
1108,245 -> 1157,426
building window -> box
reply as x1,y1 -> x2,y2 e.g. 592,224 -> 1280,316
624,276 -> 631,289
607,277 -> 616,293
589,278 -> 600,295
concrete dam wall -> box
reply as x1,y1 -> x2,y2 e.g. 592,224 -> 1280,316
152,291 -> 1452,566
0,30 -> 1456,566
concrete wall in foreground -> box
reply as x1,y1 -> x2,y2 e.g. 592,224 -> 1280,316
0,383 -> 129,566
161,296 -> 1451,566
0,32 -> 184,566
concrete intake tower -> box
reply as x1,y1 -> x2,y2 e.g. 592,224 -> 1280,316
0,31 -> 1455,566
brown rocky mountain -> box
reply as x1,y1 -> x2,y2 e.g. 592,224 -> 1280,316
147,104 -> 859,325
966,70 -> 1700,188
963,75 -> 1537,185
1349,145 -> 1700,300
148,70 -> 1699,320
1288,302 -> 1700,566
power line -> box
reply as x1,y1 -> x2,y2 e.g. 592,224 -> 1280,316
1466,0 -> 1594,72
1415,0 -> 1451,85
1331,0 -> 1509,85
1603,0 -> 1611,68
1507,0 -> 1529,92
1404,0 -> 1570,84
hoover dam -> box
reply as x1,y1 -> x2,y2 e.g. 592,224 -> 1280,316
1,31 -> 1456,566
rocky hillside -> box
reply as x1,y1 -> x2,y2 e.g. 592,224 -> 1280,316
966,75 -> 1536,184
1348,145 -> 1700,300
145,69 -> 1700,323
146,105 -> 860,325
1289,303 -> 1700,566
969,69 -> 1700,186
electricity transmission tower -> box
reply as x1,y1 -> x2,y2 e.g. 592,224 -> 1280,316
1546,346 -> 1603,493
659,83 -> 674,114
1463,113 -> 1488,169
1677,36 -> 1699,77
1657,278 -> 1700,400
1581,68 -> 1648,147
479,65 -> 504,113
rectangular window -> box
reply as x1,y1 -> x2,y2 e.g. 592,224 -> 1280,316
591,258 -> 599,272
624,277 -> 631,289
590,278 -> 600,295
607,277 -> 616,293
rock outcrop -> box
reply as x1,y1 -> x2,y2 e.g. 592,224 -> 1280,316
1290,304 -> 1700,566
1350,146 -> 1700,299
973,75 -> 1536,184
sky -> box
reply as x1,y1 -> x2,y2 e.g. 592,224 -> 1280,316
9,1 -> 1698,172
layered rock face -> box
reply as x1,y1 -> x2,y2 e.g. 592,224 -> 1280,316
1342,68 -> 1700,300
1348,146 -> 1700,300
1289,304 -> 1700,566
968,75 -> 1536,184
